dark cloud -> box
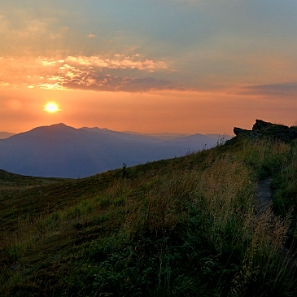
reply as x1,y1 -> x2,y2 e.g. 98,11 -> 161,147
59,71 -> 181,92
241,82 -> 297,97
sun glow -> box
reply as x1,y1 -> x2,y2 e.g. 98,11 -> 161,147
44,102 -> 60,113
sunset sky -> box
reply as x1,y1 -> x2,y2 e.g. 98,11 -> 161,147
1,0 -> 297,134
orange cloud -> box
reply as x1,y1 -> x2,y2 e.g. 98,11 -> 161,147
65,54 -> 168,71
0,14 -> 68,56
0,54 -> 176,92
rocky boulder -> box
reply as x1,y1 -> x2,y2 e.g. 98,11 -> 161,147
230,119 -> 297,143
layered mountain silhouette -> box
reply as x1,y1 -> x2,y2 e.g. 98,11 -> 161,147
0,124 -> 223,178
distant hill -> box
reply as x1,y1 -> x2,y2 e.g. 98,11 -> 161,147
0,132 -> 14,139
0,123 -> 222,178
141,132 -> 191,140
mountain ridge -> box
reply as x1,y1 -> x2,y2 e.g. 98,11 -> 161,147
0,123 -> 222,178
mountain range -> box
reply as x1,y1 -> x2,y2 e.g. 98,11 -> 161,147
0,124 -> 226,178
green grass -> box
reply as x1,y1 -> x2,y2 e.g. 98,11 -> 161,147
1,139 -> 297,296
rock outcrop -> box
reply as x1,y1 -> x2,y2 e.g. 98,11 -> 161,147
231,119 -> 297,142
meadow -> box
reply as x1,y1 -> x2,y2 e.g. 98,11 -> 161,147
1,137 -> 297,296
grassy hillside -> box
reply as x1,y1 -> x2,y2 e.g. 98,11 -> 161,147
1,138 -> 297,296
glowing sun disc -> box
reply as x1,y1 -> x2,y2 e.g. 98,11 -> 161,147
44,102 -> 60,113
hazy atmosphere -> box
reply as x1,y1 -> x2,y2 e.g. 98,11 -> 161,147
2,2 -> 297,295
1,0 -> 297,134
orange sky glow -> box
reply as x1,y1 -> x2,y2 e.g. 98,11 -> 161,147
1,1 -> 297,135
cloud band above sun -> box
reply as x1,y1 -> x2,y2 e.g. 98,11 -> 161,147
0,54 -> 177,92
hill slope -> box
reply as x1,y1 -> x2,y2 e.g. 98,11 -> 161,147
0,124 -> 219,178
1,121 -> 297,296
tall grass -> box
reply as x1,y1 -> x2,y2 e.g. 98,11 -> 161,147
1,139 -> 296,296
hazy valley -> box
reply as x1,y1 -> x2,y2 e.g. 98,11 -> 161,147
0,124 -> 223,178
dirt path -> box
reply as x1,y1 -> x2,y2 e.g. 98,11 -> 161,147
255,177 -> 273,212
256,177 -> 297,268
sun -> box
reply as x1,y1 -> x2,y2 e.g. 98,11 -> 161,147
44,102 -> 60,113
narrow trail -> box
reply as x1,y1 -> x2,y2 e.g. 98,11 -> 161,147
255,177 -> 273,213
256,177 -> 297,268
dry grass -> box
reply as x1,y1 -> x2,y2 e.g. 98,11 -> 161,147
1,138 -> 297,296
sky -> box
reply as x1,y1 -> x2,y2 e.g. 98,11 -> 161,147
1,0 -> 297,134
